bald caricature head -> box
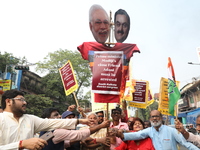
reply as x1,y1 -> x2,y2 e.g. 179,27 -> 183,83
89,4 -> 110,44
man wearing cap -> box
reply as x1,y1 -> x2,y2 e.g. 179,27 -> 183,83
61,110 -> 79,150
62,110 -> 76,119
39,108 -> 110,150
66,104 -> 87,118
52,117 -> 110,150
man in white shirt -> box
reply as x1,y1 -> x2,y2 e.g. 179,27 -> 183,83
0,89 -> 89,150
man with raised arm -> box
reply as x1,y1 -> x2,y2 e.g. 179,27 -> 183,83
0,89 -> 89,150
113,110 -> 199,150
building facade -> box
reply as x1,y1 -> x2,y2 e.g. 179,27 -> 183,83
177,79 -> 200,125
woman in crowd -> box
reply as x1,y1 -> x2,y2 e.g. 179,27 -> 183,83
80,112 -> 110,150
115,117 -> 155,150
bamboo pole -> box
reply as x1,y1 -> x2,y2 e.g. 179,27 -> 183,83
72,92 -> 85,118
72,92 -> 79,107
106,103 -> 109,133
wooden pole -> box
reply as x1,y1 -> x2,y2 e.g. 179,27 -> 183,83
72,92 -> 79,107
175,104 -> 178,120
106,103 -> 109,132
105,11 -> 115,46
72,92 -> 87,118
108,11 -> 111,45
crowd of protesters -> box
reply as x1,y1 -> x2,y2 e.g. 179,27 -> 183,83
0,89 -> 200,150
1,3 -> 200,150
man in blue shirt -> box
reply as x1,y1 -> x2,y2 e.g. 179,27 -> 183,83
114,110 -> 198,150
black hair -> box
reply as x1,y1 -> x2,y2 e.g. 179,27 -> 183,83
130,117 -> 145,130
1,89 -> 24,110
144,120 -> 151,123
114,9 -> 130,28
96,111 -> 104,115
144,120 -> 151,127
41,107 -> 60,118
197,114 -> 200,119
188,128 -> 197,134
111,107 -> 122,114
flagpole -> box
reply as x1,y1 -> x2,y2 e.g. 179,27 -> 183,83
168,57 -> 180,119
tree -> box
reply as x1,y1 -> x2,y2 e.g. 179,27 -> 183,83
40,72 -> 73,112
25,94 -> 53,117
0,52 -> 57,115
0,52 -> 19,75
137,101 -> 158,120
36,49 -> 92,110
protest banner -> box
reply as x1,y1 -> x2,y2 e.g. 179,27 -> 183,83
129,80 -> 149,109
92,51 -> 123,95
158,77 -> 169,115
147,89 -> 154,106
0,80 -> 11,91
59,60 -> 78,96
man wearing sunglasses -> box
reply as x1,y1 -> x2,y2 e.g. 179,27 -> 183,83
39,108 -> 110,150
96,111 -> 104,124
127,117 -> 135,130
0,89 -> 90,150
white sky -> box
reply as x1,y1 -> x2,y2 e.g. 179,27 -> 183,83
0,0 -> 200,93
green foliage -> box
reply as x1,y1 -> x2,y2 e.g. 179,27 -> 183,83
36,49 -> 92,109
0,52 -> 19,73
82,91 -> 91,101
137,101 -> 158,120
40,73 -> 72,112
25,94 -> 53,117
149,100 -> 158,111
137,108 -> 146,121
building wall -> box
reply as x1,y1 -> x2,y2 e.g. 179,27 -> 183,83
20,71 -> 43,94
179,80 -> 200,124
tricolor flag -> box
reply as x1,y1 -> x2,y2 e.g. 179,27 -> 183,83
168,57 -> 180,116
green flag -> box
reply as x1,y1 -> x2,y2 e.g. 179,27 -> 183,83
168,78 -> 180,116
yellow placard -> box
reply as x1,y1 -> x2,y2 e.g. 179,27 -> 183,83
123,79 -> 136,101
147,88 -> 154,106
59,61 -> 78,96
0,80 -> 11,91
128,80 -> 149,109
158,77 -> 170,115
